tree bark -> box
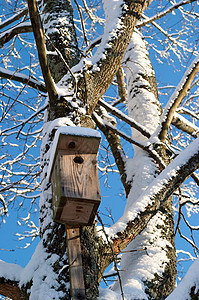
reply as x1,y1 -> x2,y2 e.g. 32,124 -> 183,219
0,279 -> 23,300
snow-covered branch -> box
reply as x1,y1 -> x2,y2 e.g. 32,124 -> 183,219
93,112 -> 165,169
172,112 -> 199,138
93,112 -> 131,196
100,137 -> 199,266
0,8 -> 28,30
0,260 -> 23,300
0,23 -> 32,47
74,0 -> 153,114
98,98 -> 151,138
159,55 -> 199,142
0,67 -> 46,93
166,258 -> 199,300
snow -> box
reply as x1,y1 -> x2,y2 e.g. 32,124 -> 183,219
19,241 -> 66,300
166,258 -> 199,300
0,22 -> 31,38
0,260 -> 22,281
99,287 -> 120,300
109,212 -> 172,299
106,136 -> 199,238
123,32 -> 161,144
57,0 -> 125,83
97,133 -> 199,298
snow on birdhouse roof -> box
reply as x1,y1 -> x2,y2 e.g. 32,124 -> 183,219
56,126 -> 101,138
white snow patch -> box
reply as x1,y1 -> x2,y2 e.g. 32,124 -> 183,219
0,260 -> 22,281
166,258 -> 199,300
19,241 -> 65,300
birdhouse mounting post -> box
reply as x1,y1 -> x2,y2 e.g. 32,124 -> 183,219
49,127 -> 101,299
66,226 -> 85,300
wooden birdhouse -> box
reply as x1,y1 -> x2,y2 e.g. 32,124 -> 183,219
49,127 -> 101,226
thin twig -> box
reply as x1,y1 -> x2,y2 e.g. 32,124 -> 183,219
0,8 -> 28,30
73,0 -> 88,47
137,0 -> 197,28
0,67 -> 47,93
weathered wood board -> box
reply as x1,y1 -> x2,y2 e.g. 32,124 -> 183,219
66,227 -> 86,300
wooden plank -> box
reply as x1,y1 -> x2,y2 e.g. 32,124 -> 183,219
61,200 -> 94,225
66,227 -> 86,300
57,135 -> 100,154
60,154 -> 101,201
51,153 -> 101,225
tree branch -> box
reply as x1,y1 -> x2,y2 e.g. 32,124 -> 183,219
0,279 -> 23,300
137,0 -> 197,28
0,23 -> 32,47
116,65 -> 127,104
0,261 -> 23,300
93,113 -> 165,169
27,0 -> 58,104
99,137 -> 199,273
93,112 -> 131,196
159,55 -> 199,142
98,98 -> 151,138
0,67 -> 47,93
172,112 -> 199,138
0,8 -> 28,30
77,0 -> 153,114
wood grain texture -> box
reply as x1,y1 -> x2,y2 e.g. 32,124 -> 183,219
66,227 -> 86,300
57,135 -> 100,155
60,154 -> 100,200
51,153 -> 101,225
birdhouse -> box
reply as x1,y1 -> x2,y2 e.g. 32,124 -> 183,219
49,127 -> 101,226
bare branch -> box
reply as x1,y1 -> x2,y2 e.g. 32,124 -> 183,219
27,0 -> 58,103
137,0 -> 197,28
